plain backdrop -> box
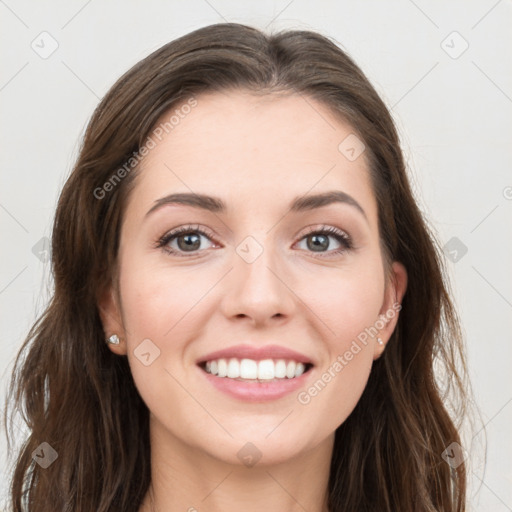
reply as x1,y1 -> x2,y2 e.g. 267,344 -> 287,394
1,1 -> 511,510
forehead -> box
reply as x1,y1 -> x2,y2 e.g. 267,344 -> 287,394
148,90 -> 364,166
130,90 -> 377,226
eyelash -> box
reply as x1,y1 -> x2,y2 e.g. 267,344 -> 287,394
155,224 -> 353,258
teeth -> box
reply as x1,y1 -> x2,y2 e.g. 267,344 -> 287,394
227,359 -> 240,378
286,360 -> 296,379
275,359 -> 287,378
258,359 -> 274,380
240,359 -> 258,379
203,358 -> 309,380
217,359 -> 227,377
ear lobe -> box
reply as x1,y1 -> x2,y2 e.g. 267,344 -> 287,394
374,261 -> 408,359
97,285 -> 127,354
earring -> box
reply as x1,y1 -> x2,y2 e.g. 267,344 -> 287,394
107,334 -> 120,345
377,337 -> 384,345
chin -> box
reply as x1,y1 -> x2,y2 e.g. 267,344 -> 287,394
211,434 -> 313,468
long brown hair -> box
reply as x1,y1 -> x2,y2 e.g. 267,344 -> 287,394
4,22 -> 475,511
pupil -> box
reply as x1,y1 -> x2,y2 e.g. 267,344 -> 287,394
308,234 -> 328,252
178,233 -> 200,251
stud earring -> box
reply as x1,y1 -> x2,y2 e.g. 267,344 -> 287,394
377,337 -> 384,345
107,334 -> 120,345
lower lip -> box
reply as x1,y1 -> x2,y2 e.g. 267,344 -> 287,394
198,365 -> 314,402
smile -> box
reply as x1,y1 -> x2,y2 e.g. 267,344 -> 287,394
201,357 -> 313,381
198,359 -> 314,402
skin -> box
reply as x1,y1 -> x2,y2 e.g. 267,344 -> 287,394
98,90 -> 408,512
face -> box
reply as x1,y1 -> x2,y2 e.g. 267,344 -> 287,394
99,90 -> 407,466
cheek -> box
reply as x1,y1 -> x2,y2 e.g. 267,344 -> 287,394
119,257 -> 205,339
116,256 -> 192,378
293,263 -> 383,427
118,259 -> 205,430
299,345 -> 373,439
302,260 -> 385,344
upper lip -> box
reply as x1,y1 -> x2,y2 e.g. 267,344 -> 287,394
197,344 -> 314,365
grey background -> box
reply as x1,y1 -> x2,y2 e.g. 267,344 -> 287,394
1,0 -> 511,510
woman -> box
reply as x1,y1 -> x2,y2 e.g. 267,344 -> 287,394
4,22 -> 472,511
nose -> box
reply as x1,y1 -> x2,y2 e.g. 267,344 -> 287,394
220,238 -> 296,327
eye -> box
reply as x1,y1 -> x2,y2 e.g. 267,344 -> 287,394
155,224 -> 353,258
155,224 -> 218,257
295,225 -> 353,257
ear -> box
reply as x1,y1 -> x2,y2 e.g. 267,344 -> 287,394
373,261 -> 408,360
97,284 -> 128,355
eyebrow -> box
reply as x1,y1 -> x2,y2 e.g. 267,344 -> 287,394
145,190 -> 368,222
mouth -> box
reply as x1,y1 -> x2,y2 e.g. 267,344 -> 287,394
198,358 -> 314,383
196,357 -> 315,402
